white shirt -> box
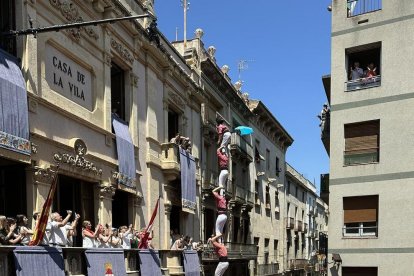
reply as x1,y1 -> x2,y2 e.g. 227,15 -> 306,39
351,67 -> 364,80
82,235 -> 96,248
49,221 -> 71,246
121,232 -> 133,249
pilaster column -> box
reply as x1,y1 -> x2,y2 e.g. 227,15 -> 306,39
98,183 -> 116,226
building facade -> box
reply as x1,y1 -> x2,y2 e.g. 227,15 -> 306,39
324,1 -> 413,275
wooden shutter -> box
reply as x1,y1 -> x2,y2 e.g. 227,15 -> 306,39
343,195 -> 378,223
345,120 -> 379,154
343,267 -> 378,276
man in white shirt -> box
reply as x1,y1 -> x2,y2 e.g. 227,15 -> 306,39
49,210 -> 73,247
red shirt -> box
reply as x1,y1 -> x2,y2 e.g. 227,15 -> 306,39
216,124 -> 229,135
213,192 -> 227,210
212,241 -> 227,257
217,148 -> 229,169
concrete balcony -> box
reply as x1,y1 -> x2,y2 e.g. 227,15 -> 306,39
234,185 -> 254,206
230,132 -> 253,162
202,242 -> 258,261
296,220 -> 303,232
161,143 -> 180,181
202,168 -> 218,190
285,217 -> 294,229
0,246 -> 197,276
289,259 -> 308,271
256,263 -> 280,276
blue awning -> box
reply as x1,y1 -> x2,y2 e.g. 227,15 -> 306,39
0,48 -> 30,155
112,116 -> 136,186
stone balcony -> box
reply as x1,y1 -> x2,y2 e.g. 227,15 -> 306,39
296,220 -> 303,232
230,132 -> 253,163
201,168 -> 218,190
304,223 -> 308,233
285,217 -> 294,229
161,143 -> 180,181
289,259 -> 308,271
233,184 -> 255,206
201,242 -> 258,261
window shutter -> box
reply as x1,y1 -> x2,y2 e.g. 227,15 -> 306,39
343,195 -> 378,224
345,120 -> 379,154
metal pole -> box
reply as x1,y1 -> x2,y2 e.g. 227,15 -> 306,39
1,14 -> 151,37
183,0 -> 187,50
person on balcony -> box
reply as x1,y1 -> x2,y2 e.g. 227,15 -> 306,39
119,224 -> 134,249
82,220 -> 99,248
49,210 -> 75,247
349,61 -> 364,80
16,214 -> 34,246
208,234 -> 229,276
365,62 -> 377,78
217,147 -> 229,194
212,186 -> 227,243
0,216 -> 23,245
216,117 -> 231,155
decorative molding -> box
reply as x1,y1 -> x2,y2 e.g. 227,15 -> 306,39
104,53 -> 112,66
130,73 -> 139,88
31,143 -> 38,154
168,91 -> 186,111
33,165 -> 58,183
99,184 -> 116,199
28,98 -> 38,113
49,0 -> 99,41
110,38 -> 134,64
133,191 -> 143,206
164,200 -> 172,214
53,139 -> 103,175
0,131 -> 31,155
111,171 -> 135,187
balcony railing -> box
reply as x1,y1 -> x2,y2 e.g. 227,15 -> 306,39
202,242 -> 258,261
256,263 -> 279,276
0,247 -> 198,276
285,217 -> 294,229
160,143 -> 180,180
296,220 -> 303,232
343,225 -> 378,237
202,168 -> 218,189
234,185 -> 255,205
230,132 -> 254,162
347,0 -> 382,17
289,259 -> 308,270
344,149 -> 379,165
345,75 -> 381,91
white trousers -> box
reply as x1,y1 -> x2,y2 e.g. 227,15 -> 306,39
220,132 -> 231,150
218,169 -> 229,189
215,261 -> 229,276
215,214 -> 227,236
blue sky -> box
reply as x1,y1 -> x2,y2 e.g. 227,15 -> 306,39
155,1 -> 332,192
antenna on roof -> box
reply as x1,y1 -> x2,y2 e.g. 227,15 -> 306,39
180,0 -> 190,50
237,59 -> 254,84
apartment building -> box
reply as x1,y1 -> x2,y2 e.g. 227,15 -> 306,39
323,1 -> 414,275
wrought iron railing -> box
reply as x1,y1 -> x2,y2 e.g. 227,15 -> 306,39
345,75 -> 381,91
289,259 -> 308,270
230,132 -> 254,161
201,242 -> 258,261
347,0 -> 382,17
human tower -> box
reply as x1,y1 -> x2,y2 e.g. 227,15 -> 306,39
208,117 -> 231,276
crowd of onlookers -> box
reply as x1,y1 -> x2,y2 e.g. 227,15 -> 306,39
349,61 -> 378,81
0,211 -> 207,252
170,229 -> 203,251
0,210 -> 155,249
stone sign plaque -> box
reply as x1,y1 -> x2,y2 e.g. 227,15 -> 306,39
45,44 -> 93,110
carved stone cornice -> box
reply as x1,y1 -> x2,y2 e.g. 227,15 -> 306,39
134,191 -> 143,206
104,53 -> 112,66
99,184 -> 116,199
111,38 -> 134,64
49,0 -> 99,41
31,143 -> 38,154
168,91 -> 186,111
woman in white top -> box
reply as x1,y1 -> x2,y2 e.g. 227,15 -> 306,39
82,220 -> 98,248
16,214 -> 33,245
97,224 -> 111,248
119,224 -> 133,249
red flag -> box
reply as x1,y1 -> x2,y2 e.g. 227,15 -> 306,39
29,167 -> 59,246
138,197 -> 160,249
